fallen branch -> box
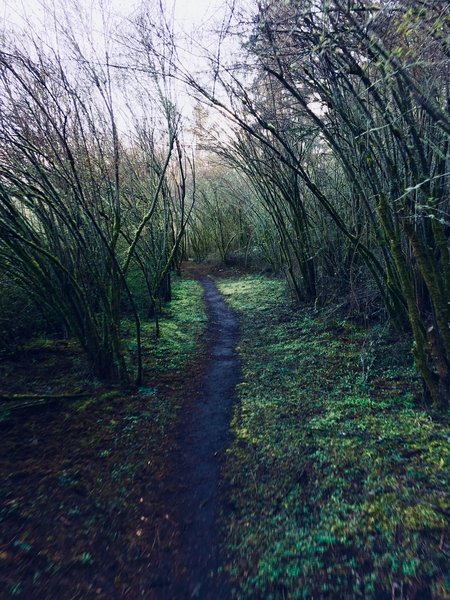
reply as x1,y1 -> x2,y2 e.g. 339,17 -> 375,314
0,391 -> 90,402
0,392 -> 93,413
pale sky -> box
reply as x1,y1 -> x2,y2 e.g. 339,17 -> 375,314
0,0 -> 232,78
171,0 -> 226,27
1,0 -> 228,33
0,0 -> 237,126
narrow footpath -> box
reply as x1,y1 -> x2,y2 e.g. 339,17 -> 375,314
166,272 -> 240,598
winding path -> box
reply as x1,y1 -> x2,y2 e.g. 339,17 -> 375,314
167,274 -> 240,598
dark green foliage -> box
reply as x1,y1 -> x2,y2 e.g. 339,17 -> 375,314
0,31 -> 192,383
0,274 -> 48,356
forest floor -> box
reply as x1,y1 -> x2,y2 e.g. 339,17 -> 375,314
0,266 -> 231,599
217,275 -> 449,600
0,265 -> 449,599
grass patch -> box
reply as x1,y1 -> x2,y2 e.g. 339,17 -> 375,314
123,276 -> 207,375
148,276 -> 207,373
218,275 -> 449,599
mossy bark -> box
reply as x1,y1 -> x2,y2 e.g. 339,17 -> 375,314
377,195 -> 445,408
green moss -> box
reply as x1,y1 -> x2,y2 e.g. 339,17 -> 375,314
76,390 -> 122,412
218,275 -> 449,599
138,277 -> 207,374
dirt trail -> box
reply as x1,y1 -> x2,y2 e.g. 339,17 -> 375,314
165,272 -> 240,598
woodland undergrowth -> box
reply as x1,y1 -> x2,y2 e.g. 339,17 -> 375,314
0,278 -> 206,599
218,275 -> 449,600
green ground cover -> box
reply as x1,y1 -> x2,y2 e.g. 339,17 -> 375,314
123,276 -> 207,376
218,275 -> 449,599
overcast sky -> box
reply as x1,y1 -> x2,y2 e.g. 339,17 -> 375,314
1,0 -> 228,33
0,0 -> 237,124
0,0 -> 232,76
171,0 -> 226,28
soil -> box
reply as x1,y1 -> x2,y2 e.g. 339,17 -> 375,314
0,263 -> 242,599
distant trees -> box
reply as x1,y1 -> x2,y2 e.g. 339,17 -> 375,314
221,126 -> 319,301
186,161 -> 249,264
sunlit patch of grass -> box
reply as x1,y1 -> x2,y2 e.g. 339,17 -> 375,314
124,276 -> 207,375
218,275 -> 449,599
